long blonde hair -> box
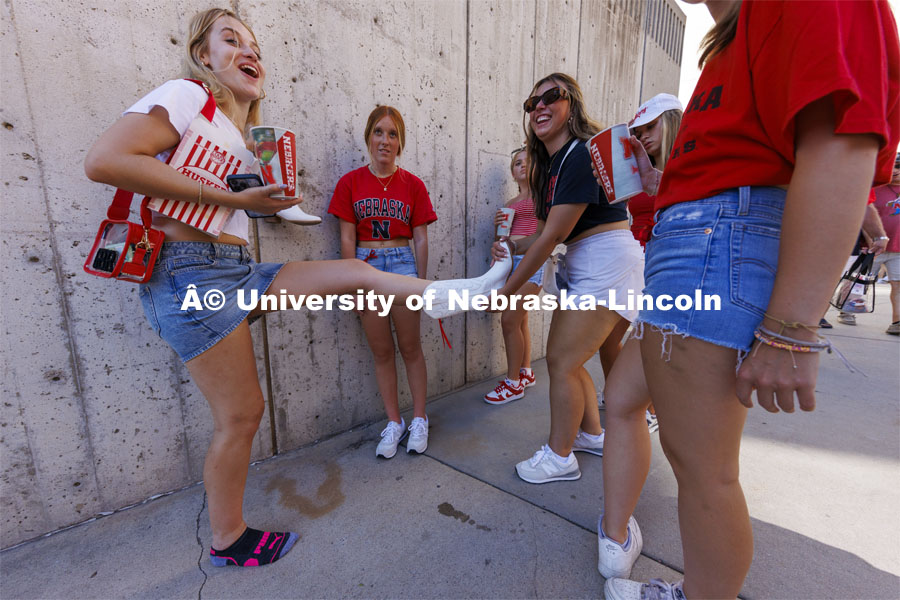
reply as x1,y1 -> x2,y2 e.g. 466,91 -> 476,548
183,8 -> 263,130
698,1 -> 742,68
524,73 -> 603,219
655,109 -> 683,170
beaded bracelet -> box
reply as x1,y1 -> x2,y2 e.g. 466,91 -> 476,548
752,325 -> 861,374
754,330 -> 827,354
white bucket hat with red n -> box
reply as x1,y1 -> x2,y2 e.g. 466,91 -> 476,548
628,93 -> 683,128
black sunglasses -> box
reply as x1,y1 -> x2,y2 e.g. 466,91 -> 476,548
523,87 -> 570,113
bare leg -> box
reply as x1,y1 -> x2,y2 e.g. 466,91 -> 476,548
545,307 -> 623,455
358,310 -> 401,423
501,282 -> 540,379
250,259 -> 430,319
641,330 -> 752,598
185,321 -> 266,550
391,304 -> 428,420
889,280 -> 899,322
599,318 -> 629,377
600,337 -> 652,544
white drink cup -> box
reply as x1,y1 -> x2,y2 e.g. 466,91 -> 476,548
586,124 -> 643,204
497,207 -> 515,237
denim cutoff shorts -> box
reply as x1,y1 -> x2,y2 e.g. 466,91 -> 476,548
511,254 -> 544,288
636,186 -> 786,354
356,246 -> 418,277
139,242 -> 283,362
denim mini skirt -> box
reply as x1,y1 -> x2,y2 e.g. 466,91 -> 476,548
139,242 -> 283,362
356,246 -> 418,277
636,186 -> 786,353
511,254 -> 544,288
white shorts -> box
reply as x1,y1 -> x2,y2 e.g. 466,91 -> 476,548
557,229 -> 645,321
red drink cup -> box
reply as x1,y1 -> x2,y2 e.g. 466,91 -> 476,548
250,126 -> 298,199
586,124 -> 642,204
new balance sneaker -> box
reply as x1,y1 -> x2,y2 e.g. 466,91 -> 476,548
423,242 -> 513,318
375,419 -> 407,459
604,578 -> 685,600
515,445 -> 581,483
646,411 -> 659,433
572,429 -> 605,456
407,417 -> 429,454
887,321 -> 900,335
484,378 -> 525,405
837,312 -> 857,325
519,368 -> 536,388
597,514 -> 643,579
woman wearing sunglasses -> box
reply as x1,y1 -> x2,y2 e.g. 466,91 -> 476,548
491,73 -> 644,483
602,1 -> 898,598
328,106 -> 437,458
83,8 -> 489,568
482,147 -> 545,405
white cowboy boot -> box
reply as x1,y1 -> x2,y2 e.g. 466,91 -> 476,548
423,242 -> 513,319
275,205 -> 322,225
541,244 -> 566,297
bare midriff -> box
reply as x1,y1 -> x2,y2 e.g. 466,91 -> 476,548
153,214 -> 248,246
568,219 -> 629,244
357,238 -> 410,248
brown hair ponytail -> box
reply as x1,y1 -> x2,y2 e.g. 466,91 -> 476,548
698,1 -> 742,68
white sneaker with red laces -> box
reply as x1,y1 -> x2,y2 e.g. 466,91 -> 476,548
518,368 -> 536,388
484,378 -> 525,405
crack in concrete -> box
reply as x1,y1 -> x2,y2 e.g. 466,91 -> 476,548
195,492 -> 209,600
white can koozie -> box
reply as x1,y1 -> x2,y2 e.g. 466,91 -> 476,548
586,124 -> 643,204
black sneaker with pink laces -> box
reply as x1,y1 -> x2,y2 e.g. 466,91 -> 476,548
209,527 -> 299,567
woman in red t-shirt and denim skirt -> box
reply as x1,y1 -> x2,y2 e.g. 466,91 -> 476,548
482,147 -> 545,405
602,1 -> 899,598
328,106 -> 437,460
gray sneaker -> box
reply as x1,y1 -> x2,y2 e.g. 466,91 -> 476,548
407,417 -> 428,454
604,578 -> 685,600
515,445 -> 581,483
375,419 -> 407,459
572,429 -> 605,456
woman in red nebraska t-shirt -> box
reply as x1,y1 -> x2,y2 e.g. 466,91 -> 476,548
328,106 -> 437,460
602,2 -> 899,599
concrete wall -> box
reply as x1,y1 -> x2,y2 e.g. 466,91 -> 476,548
0,0 -> 683,548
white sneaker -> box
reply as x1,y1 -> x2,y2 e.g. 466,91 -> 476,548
483,378 -> 525,405
646,411 -> 659,433
406,417 -> 428,454
572,430 -> 605,456
597,514 -> 643,579
515,444 -> 581,483
276,205 -> 322,225
375,419 -> 407,459
423,242 -> 512,318
837,311 -> 857,325
604,578 -> 684,600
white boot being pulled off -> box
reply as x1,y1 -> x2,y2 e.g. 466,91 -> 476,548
541,244 -> 567,297
276,205 -> 322,225
423,242 -> 513,319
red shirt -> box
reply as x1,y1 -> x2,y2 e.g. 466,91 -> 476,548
627,192 -> 655,247
657,0 -> 900,211
328,166 -> 436,241
874,184 -> 900,253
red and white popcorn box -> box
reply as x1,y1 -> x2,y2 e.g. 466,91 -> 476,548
147,118 -> 256,236
586,124 -> 643,204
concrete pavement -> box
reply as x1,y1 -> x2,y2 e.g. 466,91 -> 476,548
2,284 -> 898,599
